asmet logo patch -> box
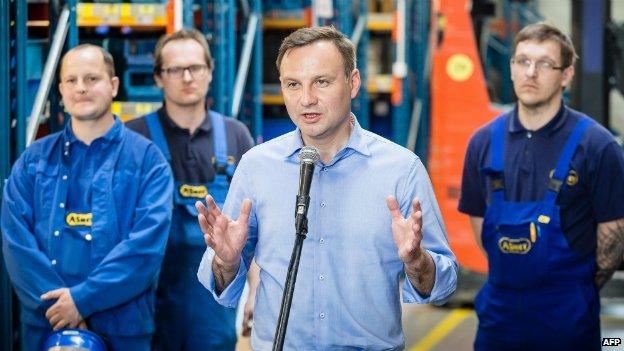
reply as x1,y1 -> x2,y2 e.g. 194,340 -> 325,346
179,184 -> 208,199
498,237 -> 531,254
65,212 -> 92,227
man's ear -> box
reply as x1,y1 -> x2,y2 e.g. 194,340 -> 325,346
561,64 -> 575,89
349,69 -> 361,99
111,76 -> 120,98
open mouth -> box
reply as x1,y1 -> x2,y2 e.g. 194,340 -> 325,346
302,113 -> 321,122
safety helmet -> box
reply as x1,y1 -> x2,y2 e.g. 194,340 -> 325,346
41,329 -> 107,351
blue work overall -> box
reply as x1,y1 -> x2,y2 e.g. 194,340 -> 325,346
146,111 -> 237,350
474,114 -> 600,351
15,121 -> 167,351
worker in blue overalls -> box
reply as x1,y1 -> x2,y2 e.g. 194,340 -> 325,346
1,44 -> 173,351
459,22 -> 624,351
126,28 -> 258,350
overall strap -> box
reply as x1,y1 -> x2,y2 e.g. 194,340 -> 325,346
145,111 -> 171,163
209,110 -> 235,176
488,114 -> 509,203
543,117 -> 593,205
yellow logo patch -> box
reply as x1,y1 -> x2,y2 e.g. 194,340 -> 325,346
498,237 -> 531,254
65,212 -> 93,227
179,184 -> 208,198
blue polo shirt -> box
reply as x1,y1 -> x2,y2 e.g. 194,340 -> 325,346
459,103 -> 624,257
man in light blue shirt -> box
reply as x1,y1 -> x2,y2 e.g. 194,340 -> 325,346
196,26 -> 457,350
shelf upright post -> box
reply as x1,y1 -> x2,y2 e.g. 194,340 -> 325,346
183,0 -> 194,28
208,0 -> 236,116
412,0 -> 431,161
47,0 -> 66,133
14,0 -> 27,156
391,0 -> 410,146
66,0 -> 78,48
353,0 -> 369,129
240,0 -> 263,142
0,1 -> 14,347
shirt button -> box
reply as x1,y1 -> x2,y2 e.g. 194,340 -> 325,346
65,141 -> 70,146
319,275 -> 324,281
64,151 -> 69,156
319,238 -> 325,244
319,313 -> 326,319
322,167 -> 327,172
62,175 -> 68,180
51,259 -> 57,265
54,230 -> 60,237
85,233 -> 93,241
526,132 -> 532,138
59,203 -> 65,209
320,202 -> 326,207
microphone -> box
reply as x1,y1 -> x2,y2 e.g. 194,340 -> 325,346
295,146 -> 319,234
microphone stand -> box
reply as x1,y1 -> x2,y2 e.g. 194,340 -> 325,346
272,200 -> 308,351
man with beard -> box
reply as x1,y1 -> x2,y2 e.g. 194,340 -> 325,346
1,44 -> 173,350
459,22 -> 624,351
126,29 -> 256,351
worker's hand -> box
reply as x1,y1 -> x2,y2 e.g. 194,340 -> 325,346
196,195 -> 251,267
386,196 -> 428,267
77,320 -> 88,330
42,288 -> 83,330
242,295 -> 254,337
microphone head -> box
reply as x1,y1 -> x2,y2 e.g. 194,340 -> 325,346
298,146 -> 320,165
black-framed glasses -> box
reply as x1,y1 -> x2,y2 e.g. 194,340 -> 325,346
161,64 -> 209,79
511,57 -> 566,72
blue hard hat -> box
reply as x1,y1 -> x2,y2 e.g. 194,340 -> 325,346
41,329 -> 108,351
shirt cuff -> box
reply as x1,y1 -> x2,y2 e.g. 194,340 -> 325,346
70,283 -> 96,318
197,247 -> 247,308
402,250 -> 458,305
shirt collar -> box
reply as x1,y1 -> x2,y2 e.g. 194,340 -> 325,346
158,104 -> 213,133
64,115 -> 123,145
509,101 -> 567,136
283,113 -> 372,161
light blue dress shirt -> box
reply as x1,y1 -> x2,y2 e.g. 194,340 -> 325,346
198,118 -> 457,350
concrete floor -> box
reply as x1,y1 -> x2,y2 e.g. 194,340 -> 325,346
236,302 -> 624,351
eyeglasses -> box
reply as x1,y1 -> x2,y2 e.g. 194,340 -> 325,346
511,57 -> 566,72
160,64 -> 209,79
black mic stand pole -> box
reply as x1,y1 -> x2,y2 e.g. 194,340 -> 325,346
272,198 -> 309,351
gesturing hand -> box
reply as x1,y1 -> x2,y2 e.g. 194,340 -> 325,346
386,196 -> 425,265
196,195 -> 252,267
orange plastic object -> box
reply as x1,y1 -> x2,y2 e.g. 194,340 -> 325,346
166,0 -> 174,34
429,0 -> 502,274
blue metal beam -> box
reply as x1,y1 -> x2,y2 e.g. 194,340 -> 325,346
226,0 -> 235,115
414,0 -> 430,160
1,2 -> 14,350
15,0 -> 27,156
392,0 -> 410,146
66,0 -> 78,48
246,0 -> 263,141
208,0 -> 236,116
184,0 -> 194,28
335,0 -> 352,35
353,0 -> 369,129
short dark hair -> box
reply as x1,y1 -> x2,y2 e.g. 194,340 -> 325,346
61,44 -> 115,77
276,25 -> 356,78
513,21 -> 578,68
153,28 -> 214,75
